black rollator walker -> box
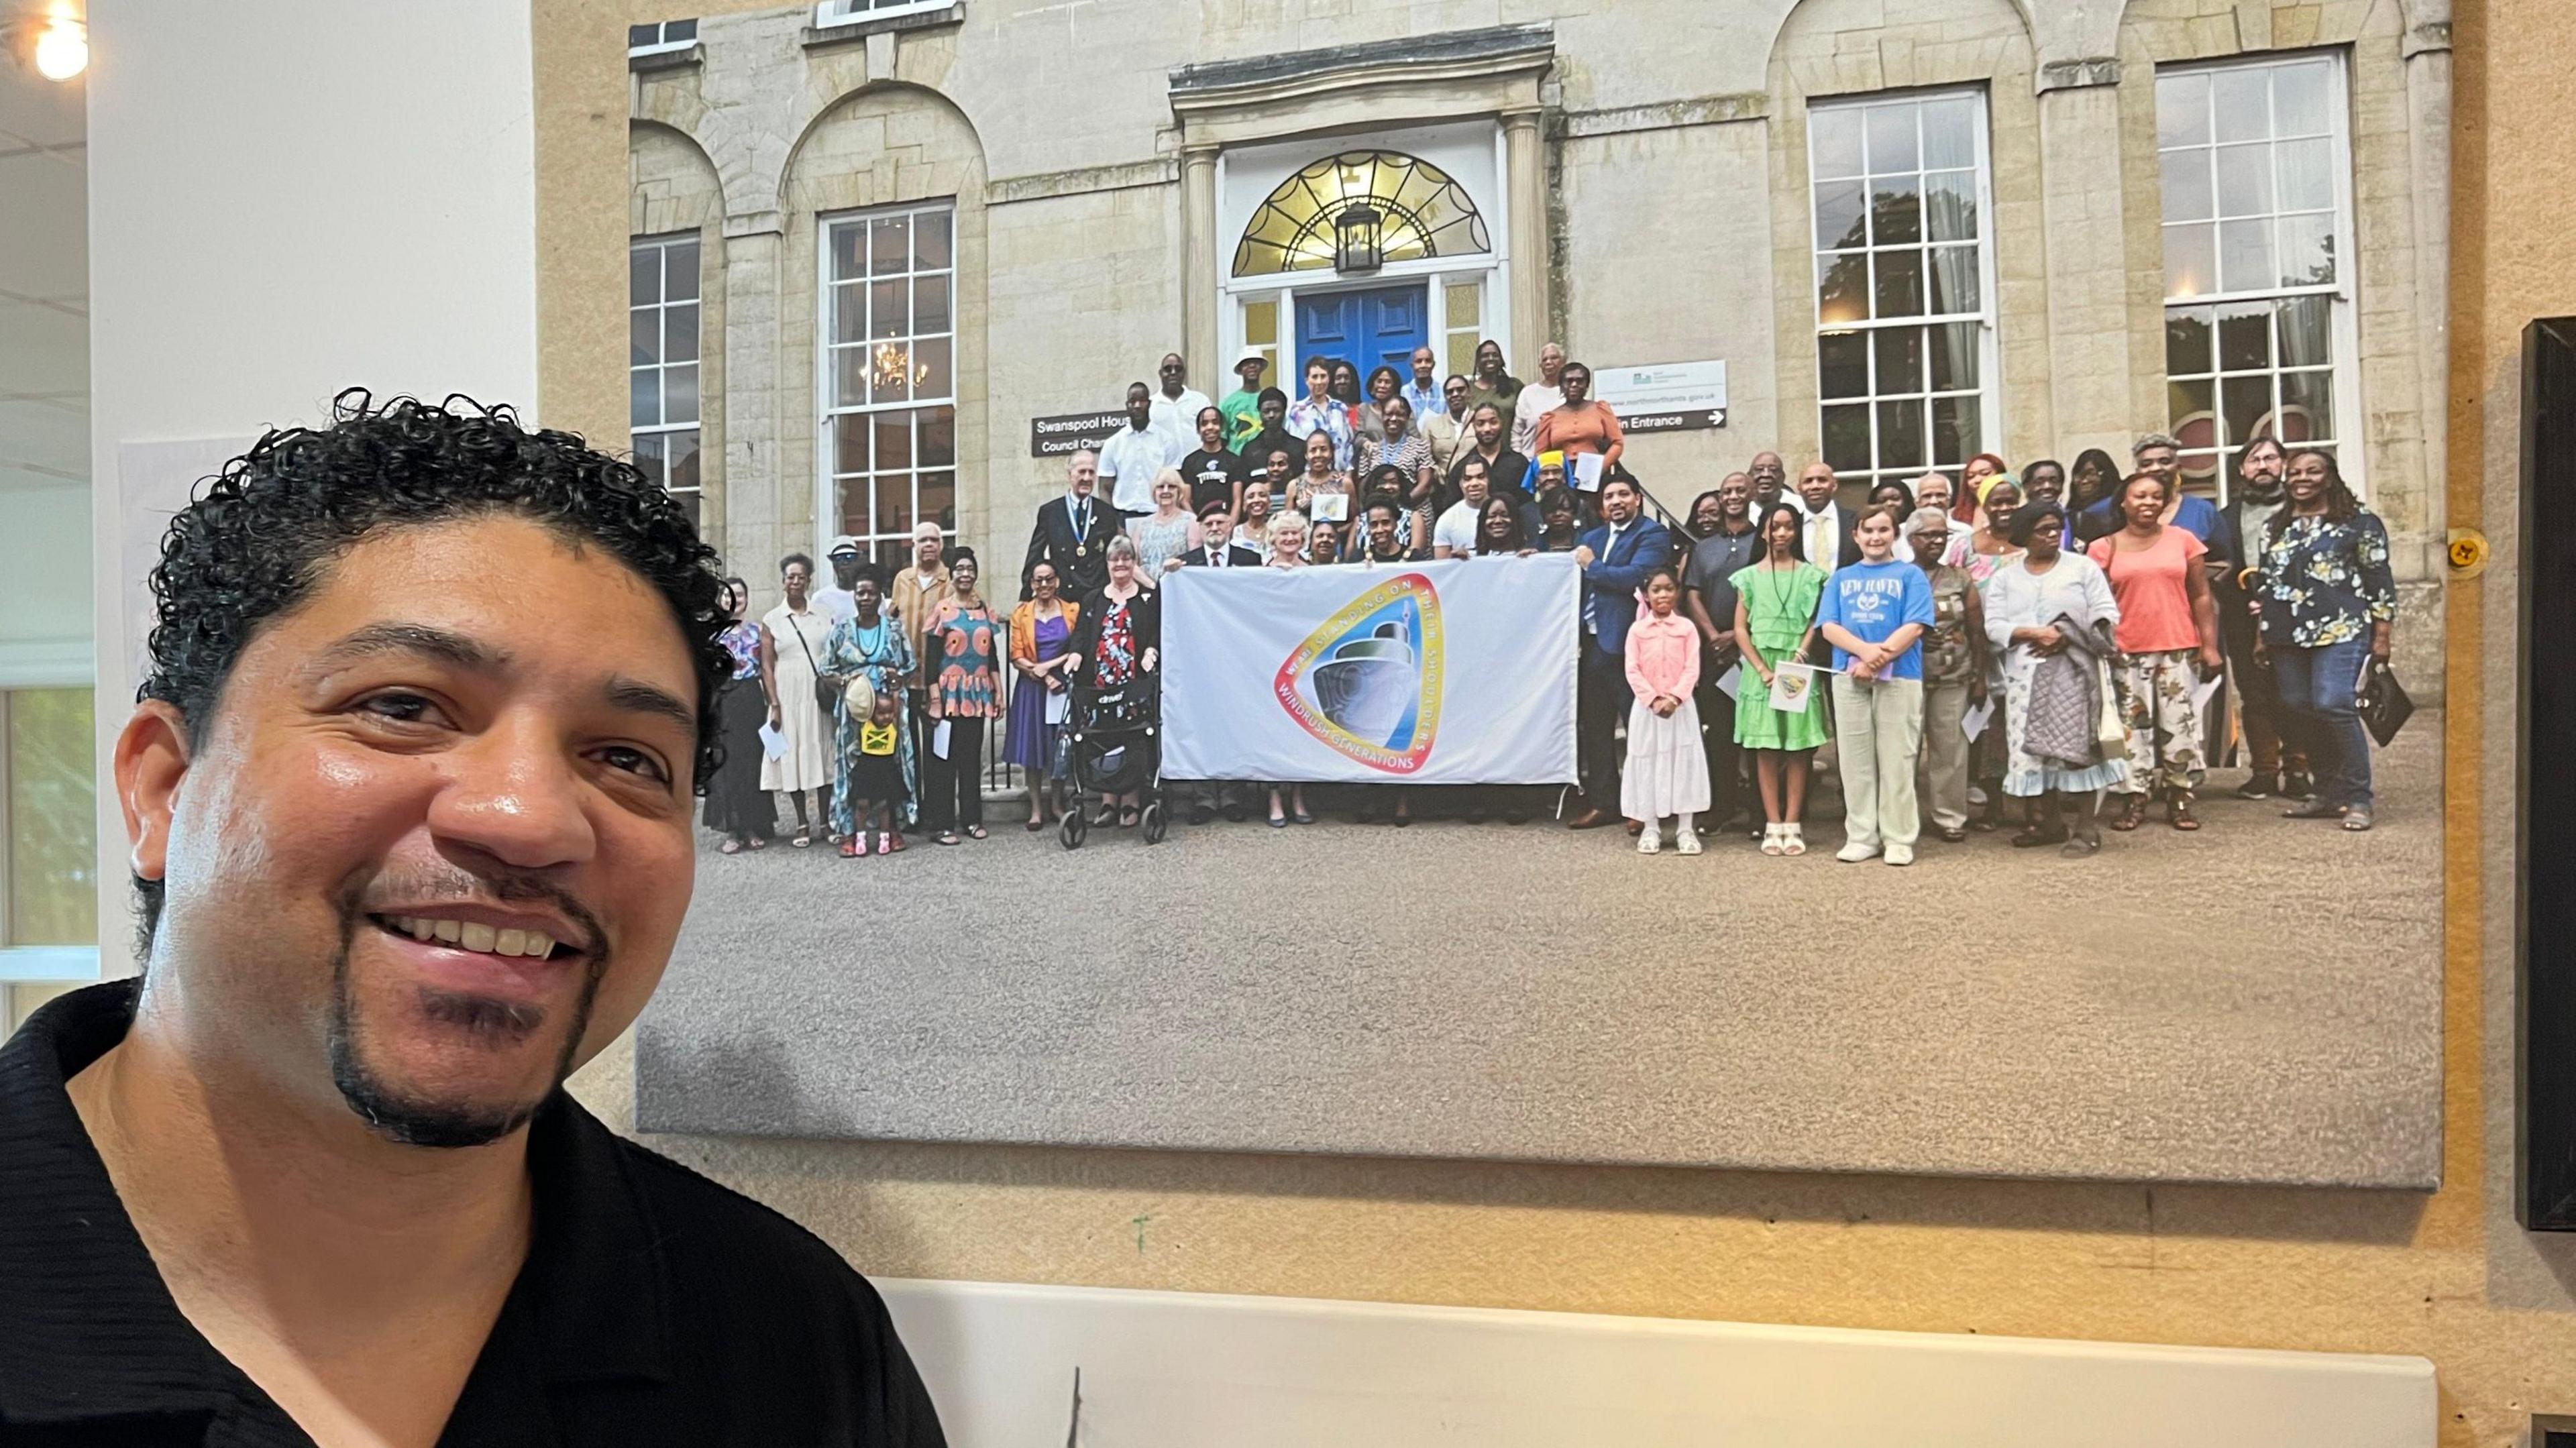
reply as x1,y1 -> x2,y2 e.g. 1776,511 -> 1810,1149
1060,671 -> 1165,848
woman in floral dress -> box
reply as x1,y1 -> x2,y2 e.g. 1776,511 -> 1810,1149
824,567 -> 916,856
923,548 -> 1004,846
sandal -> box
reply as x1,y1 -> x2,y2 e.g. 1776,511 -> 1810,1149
2341,808 -> 2373,831
2108,795 -> 2146,832
1119,809 -> 1141,828
2284,799 -> 2347,820
746,834 -> 769,850
965,825 -> 987,840
2060,834 -> 2102,857
790,828 -> 813,848
881,830 -> 904,854
2167,791 -> 2200,831
1093,807 -> 1120,827
1025,818 -> 1044,832
934,830 -> 961,846
720,837 -> 744,855
841,836 -> 864,858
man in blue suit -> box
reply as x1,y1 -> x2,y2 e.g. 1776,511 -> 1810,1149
1567,472 -> 1674,829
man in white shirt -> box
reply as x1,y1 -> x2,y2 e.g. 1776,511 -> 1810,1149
1147,352 -> 1214,453
1098,381 -> 1179,518
1432,455 -> 1500,557
1508,341 -> 1567,455
1401,345 -> 1445,420
810,535 -> 863,626
1796,461 -> 1859,578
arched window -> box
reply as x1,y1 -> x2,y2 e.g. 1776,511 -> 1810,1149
1232,150 -> 1491,278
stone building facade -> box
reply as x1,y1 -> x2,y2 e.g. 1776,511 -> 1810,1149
627,0 -> 2450,683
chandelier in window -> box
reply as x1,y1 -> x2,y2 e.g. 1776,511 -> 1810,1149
1232,150 -> 1491,278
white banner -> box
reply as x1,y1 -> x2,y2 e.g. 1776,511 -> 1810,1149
1162,554 -> 1578,785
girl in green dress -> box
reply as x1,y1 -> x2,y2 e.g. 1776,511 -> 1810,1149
1731,501 -> 1829,856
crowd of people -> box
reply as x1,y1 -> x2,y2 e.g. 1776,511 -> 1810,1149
696,343 -> 2402,865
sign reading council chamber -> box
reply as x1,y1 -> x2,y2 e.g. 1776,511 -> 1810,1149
1029,409 -> 1127,458
1595,359 -> 1727,434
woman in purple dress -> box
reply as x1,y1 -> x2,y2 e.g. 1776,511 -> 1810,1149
1005,560 -> 1080,830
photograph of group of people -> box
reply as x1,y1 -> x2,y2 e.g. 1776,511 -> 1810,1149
694,340 -> 2403,867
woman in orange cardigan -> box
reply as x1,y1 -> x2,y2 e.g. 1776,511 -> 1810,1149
1622,563 -> 1709,854
1529,361 -> 1625,480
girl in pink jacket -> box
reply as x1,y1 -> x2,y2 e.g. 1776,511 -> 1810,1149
1623,564 -> 1712,854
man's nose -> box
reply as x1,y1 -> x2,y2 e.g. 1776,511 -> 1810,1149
426,716 -> 598,871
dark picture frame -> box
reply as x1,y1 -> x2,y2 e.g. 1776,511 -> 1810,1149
2520,315 -> 2576,1229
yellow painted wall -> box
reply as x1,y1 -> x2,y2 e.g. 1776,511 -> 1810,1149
539,1 -> 2573,1439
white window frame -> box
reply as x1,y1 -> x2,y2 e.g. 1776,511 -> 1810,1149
1804,87 -> 2003,496
1215,137 -> 1508,400
814,201 -> 960,567
629,231 -> 704,526
814,0 -> 954,27
2154,50 -> 2363,505
627,18 -> 697,56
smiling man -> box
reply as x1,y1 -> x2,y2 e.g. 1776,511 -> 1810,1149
0,394 -> 942,1446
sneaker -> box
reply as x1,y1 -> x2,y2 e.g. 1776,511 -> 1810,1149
1884,844 -> 1915,867
1760,824 -> 1785,856
2282,770 -> 2316,801
1836,841 -> 1880,863
2235,773 -> 2278,801
1676,829 -> 1703,856
1638,830 -> 1662,855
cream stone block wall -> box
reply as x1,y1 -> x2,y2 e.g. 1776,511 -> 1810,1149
1555,117 -> 1781,496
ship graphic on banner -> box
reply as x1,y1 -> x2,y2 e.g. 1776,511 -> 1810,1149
1273,572 -> 1446,773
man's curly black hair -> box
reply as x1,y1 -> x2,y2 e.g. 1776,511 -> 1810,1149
135,389 -> 730,948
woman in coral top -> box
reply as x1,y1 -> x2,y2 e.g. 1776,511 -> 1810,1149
923,547 -> 1005,846
1528,361 -> 1625,478
1622,563 -> 1709,855
2087,472 -> 2222,831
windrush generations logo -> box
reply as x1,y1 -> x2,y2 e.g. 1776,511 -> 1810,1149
1272,571 -> 1445,774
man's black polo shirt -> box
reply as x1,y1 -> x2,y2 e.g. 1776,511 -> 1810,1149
0,981 -> 945,1447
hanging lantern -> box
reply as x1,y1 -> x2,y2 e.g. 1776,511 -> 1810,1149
1333,203 -> 1384,274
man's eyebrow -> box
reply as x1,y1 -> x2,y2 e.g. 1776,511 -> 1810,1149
311,622 -> 507,673
604,677 -> 698,736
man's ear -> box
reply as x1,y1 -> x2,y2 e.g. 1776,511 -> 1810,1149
115,700 -> 192,887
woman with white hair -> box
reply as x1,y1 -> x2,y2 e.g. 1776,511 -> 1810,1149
1130,467 -> 1201,578
1260,511 -> 1317,826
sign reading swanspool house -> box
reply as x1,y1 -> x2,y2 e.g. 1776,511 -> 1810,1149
1028,409 -> 1128,458
1161,554 -> 1578,787
1593,359 -> 1727,433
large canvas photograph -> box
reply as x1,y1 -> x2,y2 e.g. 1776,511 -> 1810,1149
616,0 -> 2447,1186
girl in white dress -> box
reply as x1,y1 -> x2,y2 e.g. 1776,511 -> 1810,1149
758,553 -> 835,846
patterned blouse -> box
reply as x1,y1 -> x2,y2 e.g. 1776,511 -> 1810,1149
1092,595 -> 1141,687
929,598 -> 1003,718
2255,508 -> 2396,648
1357,429 -> 1432,490
717,620 -> 761,680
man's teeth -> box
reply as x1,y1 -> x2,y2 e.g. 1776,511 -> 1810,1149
385,915 -> 558,959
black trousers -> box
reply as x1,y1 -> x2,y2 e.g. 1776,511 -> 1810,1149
922,716 -> 987,831
1696,672 -> 1743,823
1578,644 -> 1627,809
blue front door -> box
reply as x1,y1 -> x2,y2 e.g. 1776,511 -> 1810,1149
1294,284 -> 1428,386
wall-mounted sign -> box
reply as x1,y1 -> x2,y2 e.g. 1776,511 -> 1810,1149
1030,409 -> 1126,458
1595,359 -> 1727,434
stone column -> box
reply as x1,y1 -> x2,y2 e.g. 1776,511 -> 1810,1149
2400,23 -> 2452,559
721,215 -> 787,600
1181,146 -> 1222,395
2033,72 -> 2135,459
1503,109 -> 1548,376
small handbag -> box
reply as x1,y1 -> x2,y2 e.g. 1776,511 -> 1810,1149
2094,657 -> 2129,760
2356,656 -> 2415,747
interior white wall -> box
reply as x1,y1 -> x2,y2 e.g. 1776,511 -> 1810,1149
84,0 -> 541,977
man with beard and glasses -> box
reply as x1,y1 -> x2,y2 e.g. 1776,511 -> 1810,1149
0,393 -> 942,1446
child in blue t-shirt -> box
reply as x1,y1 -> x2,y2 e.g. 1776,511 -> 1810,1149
1813,504 -> 1936,866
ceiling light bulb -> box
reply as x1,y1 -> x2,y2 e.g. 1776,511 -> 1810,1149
33,17 -> 87,82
